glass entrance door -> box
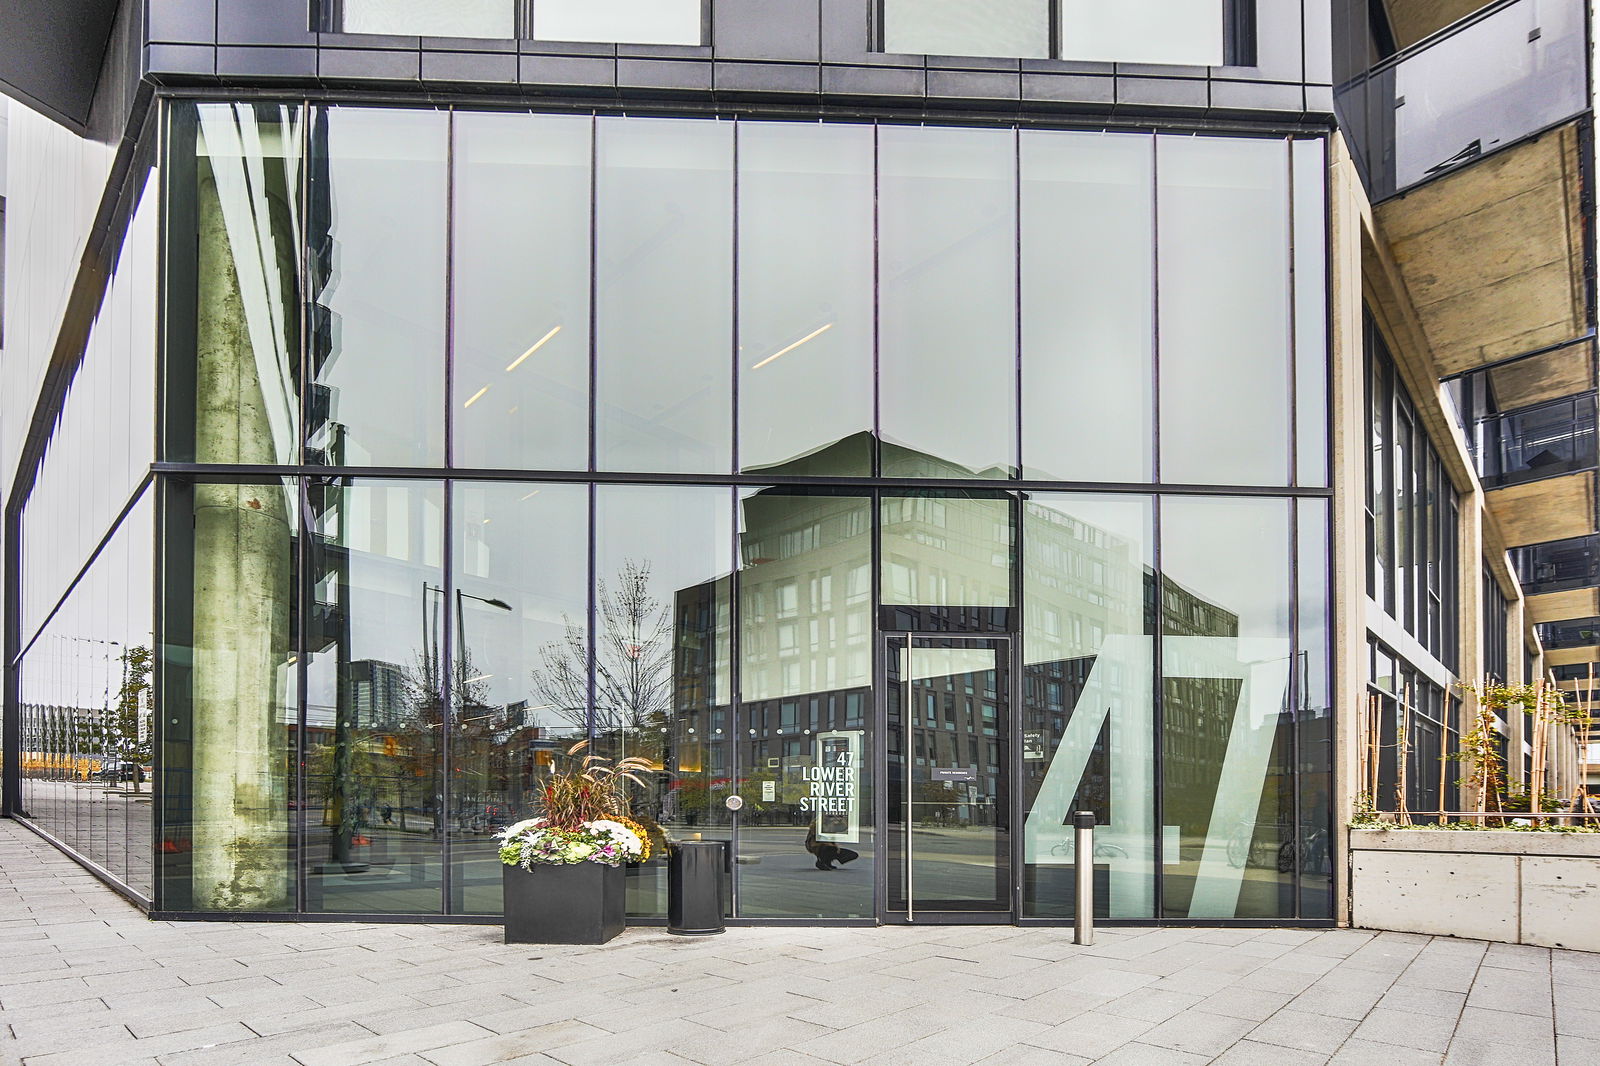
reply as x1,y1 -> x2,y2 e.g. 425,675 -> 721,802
883,635 -> 1012,922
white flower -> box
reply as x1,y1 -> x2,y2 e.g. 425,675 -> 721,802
586,819 -> 645,859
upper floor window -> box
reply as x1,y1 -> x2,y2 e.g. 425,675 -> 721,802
336,0 -> 517,38
327,0 -> 704,45
880,0 -> 1237,66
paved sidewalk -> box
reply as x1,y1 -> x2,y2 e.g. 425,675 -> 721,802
1,822 -> 1594,1066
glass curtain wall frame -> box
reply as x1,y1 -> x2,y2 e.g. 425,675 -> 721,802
149,105 -> 1337,924
156,478 -> 297,913
160,108 -> 1330,492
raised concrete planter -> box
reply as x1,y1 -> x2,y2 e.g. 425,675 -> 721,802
1350,827 -> 1600,951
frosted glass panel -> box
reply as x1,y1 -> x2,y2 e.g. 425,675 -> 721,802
534,0 -> 703,45
1059,0 -> 1225,65
341,0 -> 515,38
882,0 -> 1049,58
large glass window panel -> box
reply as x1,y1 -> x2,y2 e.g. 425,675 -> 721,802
448,482 -> 589,914
1157,136 -> 1292,487
21,491 -> 155,894
169,103 -> 301,468
452,113 -> 590,472
593,486 -> 733,917
1297,501 -> 1333,918
305,480 -> 445,914
881,0 -> 1050,58
532,0 -> 704,45
309,108 -> 447,468
158,482 -> 293,911
1058,0 -> 1225,66
879,126 -> 1018,480
735,490 -> 874,917
1022,495 -> 1154,918
737,122 -> 874,477
1020,131 -> 1154,483
1293,138 -> 1330,487
338,0 -> 516,38
1160,496 -> 1295,920
880,494 -> 1014,607
595,118 -> 732,474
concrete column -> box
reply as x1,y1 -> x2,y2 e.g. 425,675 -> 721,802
1328,136 -> 1368,925
188,160 -> 294,911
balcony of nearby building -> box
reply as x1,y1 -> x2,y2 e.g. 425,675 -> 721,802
1344,0 -> 1592,388
1510,533 -> 1600,634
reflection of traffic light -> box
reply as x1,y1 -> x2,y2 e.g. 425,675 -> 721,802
382,735 -> 397,758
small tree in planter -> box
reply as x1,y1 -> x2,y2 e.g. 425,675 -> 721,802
496,741 -> 657,944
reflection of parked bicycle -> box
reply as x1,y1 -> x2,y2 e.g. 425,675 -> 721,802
1050,839 -> 1129,860
1226,820 -> 1280,870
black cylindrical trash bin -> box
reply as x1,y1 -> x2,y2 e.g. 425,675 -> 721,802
667,840 -> 727,936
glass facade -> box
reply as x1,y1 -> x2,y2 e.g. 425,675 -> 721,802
1366,313 -> 1460,669
14,150 -> 159,901
4,100 -> 1333,924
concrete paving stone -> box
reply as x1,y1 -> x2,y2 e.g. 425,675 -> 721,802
994,986 -> 1115,1026
1149,967 -> 1253,997
1251,952 -> 1344,976
783,991 -> 918,1030
1481,943 -> 1550,972
18,1022 -> 257,1066
1352,1006 -> 1459,1052
972,1045 -> 1091,1066
1557,1033 -> 1600,1063
1290,982 -> 1387,1021
542,1020 -> 722,1066
1329,1038 -> 1445,1065
1098,989 -> 1205,1023
1377,985 -> 1468,1018
1137,1009 -> 1258,1056
1442,1042 -> 1555,1066
1233,966 -> 1323,996
1466,967 -> 1554,1017
290,1021 -> 498,1066
155,1021 -> 375,1066
1197,986 -> 1296,1022
1025,1009 -> 1156,1059
1395,961 -> 1480,995
360,997 -> 532,1037
666,1015 -> 837,1066
872,1015 -> 1050,1066
1450,1006 -> 1557,1049
1555,1004 -> 1600,1038
1211,1039 -> 1331,1065
1088,1043 -> 1210,1066
787,1010 -> 952,1065
1249,1008 -> 1361,1053
419,1027 -> 596,1066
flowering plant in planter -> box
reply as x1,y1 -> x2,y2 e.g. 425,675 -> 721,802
498,816 -> 651,868
496,740 -> 657,869
497,741 -> 660,945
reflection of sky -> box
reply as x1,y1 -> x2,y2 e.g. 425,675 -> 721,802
20,491 -> 155,709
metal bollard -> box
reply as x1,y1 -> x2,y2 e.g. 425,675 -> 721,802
1074,811 -> 1095,946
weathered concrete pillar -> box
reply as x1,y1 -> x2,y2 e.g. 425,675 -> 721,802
189,156 -> 294,911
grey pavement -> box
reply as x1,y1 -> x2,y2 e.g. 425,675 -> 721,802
1,821 -> 1593,1066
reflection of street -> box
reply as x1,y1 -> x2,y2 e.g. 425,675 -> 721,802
22,778 -> 154,888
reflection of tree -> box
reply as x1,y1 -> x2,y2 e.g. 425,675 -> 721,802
532,560 -> 672,734
113,646 -> 154,794
321,645 -> 493,859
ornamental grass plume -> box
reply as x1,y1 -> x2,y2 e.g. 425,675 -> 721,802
540,739 -> 656,826
495,741 -> 660,869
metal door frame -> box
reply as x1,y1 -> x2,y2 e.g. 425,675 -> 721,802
876,631 -> 1018,925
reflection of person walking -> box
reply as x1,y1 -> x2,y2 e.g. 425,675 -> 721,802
381,805 -> 393,825
805,826 -> 859,871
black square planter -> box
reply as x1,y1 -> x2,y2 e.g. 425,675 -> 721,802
502,862 -> 625,945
